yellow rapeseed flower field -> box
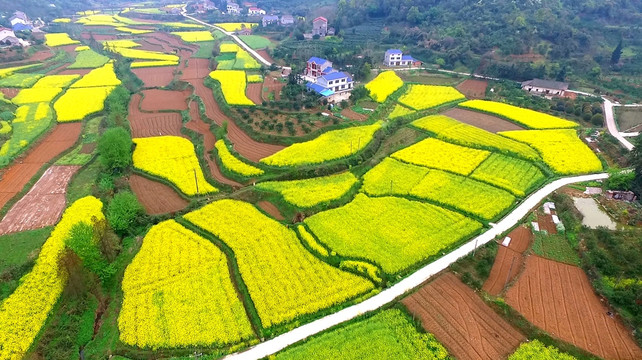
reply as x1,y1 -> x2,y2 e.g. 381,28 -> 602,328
115,27 -> 153,34
305,194 -> 482,274
54,86 -> 116,122
409,169 -> 516,220
391,138 -> 490,176
70,62 -> 122,87
171,31 -> 215,42
220,43 -> 241,53
388,104 -> 414,120
184,199 -> 374,327
32,75 -> 80,88
398,85 -> 465,110
132,136 -> 218,196
471,153 -> 546,197
75,45 -> 90,51
52,18 -> 71,23
247,74 -> 263,83
214,140 -> 264,177
460,100 -> 578,129
0,64 -> 40,78
130,60 -> 179,68
365,71 -> 403,103
209,70 -> 254,106
12,87 -> 62,105
215,23 -> 257,32
0,196 -> 104,360
499,129 -> 603,174
118,220 -> 255,348
361,157 -> 429,196
411,115 -> 540,161
44,33 -> 80,47
103,39 -> 141,49
260,122 -> 382,167
109,47 -> 180,63
256,172 -> 358,208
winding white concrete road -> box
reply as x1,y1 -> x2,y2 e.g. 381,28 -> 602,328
603,97 -> 635,151
181,11 -> 274,67
222,172 -> 609,360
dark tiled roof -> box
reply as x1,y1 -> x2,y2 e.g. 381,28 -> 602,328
522,78 -> 569,90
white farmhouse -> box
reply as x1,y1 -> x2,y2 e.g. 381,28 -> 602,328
521,79 -> 569,96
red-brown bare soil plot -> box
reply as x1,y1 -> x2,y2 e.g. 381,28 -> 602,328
257,201 -> 285,221
132,67 -> 175,88
80,33 -> 117,41
180,58 -> 210,81
442,108 -> 524,133
129,175 -> 188,215
140,89 -> 189,112
403,273 -> 525,360
0,165 -> 80,235
0,88 -> 19,99
184,101 -> 241,187
263,76 -> 284,101
457,79 -> 488,99
128,94 -> 184,138
189,79 -> 284,162
506,256 -> 642,360
483,226 -> 534,295
246,83 -> 263,105
0,123 -> 82,210
257,49 -> 275,65
341,108 -> 368,121
537,214 -> 558,234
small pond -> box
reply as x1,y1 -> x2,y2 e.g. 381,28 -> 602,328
572,197 -> 617,230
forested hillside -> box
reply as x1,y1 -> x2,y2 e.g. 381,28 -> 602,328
332,0 -> 642,93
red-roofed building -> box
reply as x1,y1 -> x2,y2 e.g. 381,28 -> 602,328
248,7 -> 265,15
312,16 -> 328,36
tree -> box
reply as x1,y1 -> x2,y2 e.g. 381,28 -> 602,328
97,127 -> 132,173
406,6 -> 422,25
107,191 -> 144,236
611,39 -> 623,65
350,85 -> 370,103
631,134 -> 642,197
591,113 -> 604,126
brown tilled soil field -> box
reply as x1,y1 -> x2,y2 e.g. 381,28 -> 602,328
0,165 -> 80,235
140,89 -> 189,111
0,88 -> 19,98
0,123 -> 82,210
189,79 -> 284,162
483,226 -> 533,295
132,67 -> 175,88
246,83 -> 263,105
128,93 -> 185,138
537,213 -> 558,234
257,201 -> 285,221
129,174 -> 188,215
257,49 -> 275,65
263,76 -> 284,101
184,102 -> 241,187
506,256 -> 642,360
457,79 -> 488,99
341,108 -> 368,121
80,33 -> 117,41
403,273 -> 525,360
442,108 -> 524,133
180,58 -> 210,80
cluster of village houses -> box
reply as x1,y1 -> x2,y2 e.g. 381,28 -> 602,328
0,11 -> 43,48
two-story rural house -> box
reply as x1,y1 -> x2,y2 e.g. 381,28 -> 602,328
312,16 -> 328,36
304,57 -> 354,103
226,2 -> 241,15
384,49 -> 419,67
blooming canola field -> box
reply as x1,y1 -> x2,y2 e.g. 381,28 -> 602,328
0,21 -> 612,359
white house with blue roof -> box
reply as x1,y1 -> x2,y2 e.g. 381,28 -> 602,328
304,56 -> 354,103
384,49 -> 419,67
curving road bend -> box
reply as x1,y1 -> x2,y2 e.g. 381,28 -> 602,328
602,97 -> 635,151
222,173 -> 609,360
